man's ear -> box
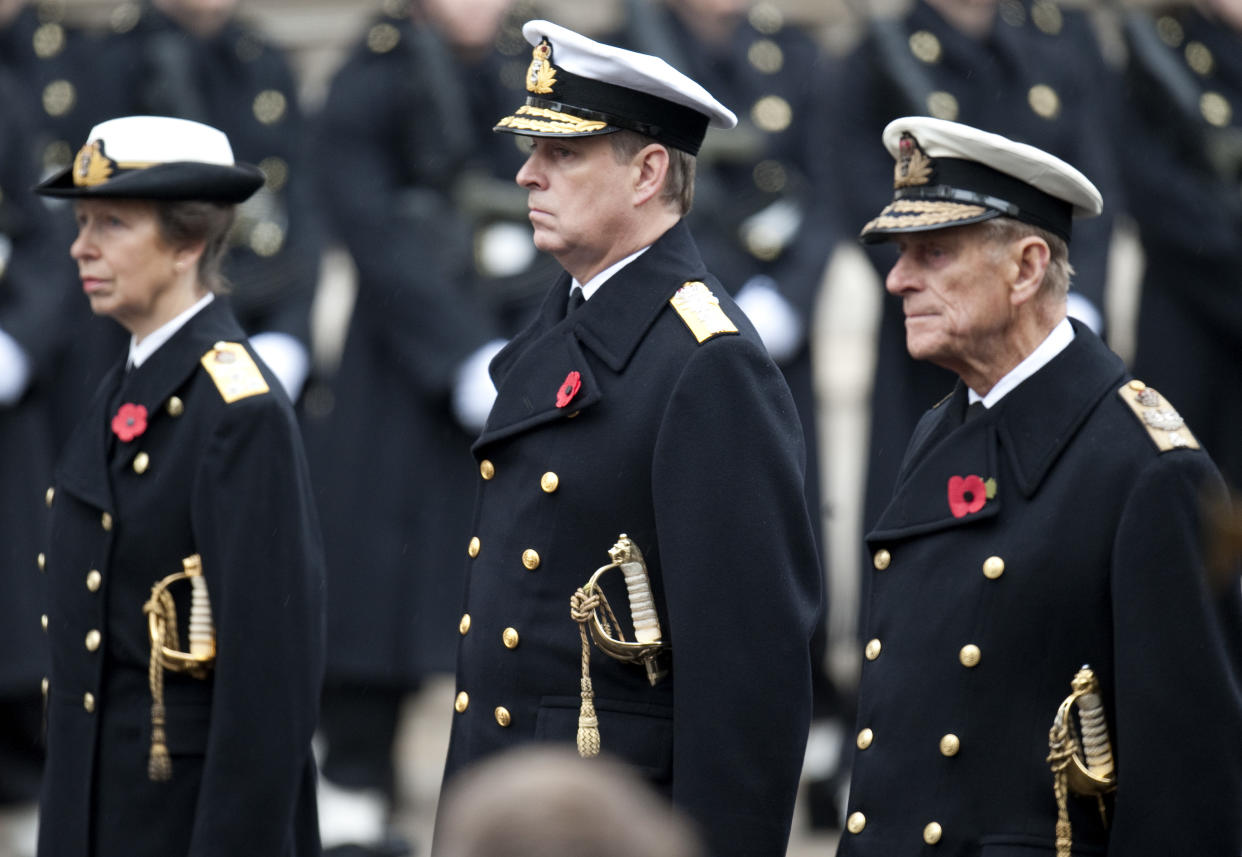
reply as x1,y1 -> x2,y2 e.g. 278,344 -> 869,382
1010,235 -> 1050,307
632,143 -> 670,206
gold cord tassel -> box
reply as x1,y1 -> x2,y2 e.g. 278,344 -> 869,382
577,676 -> 600,758
570,588 -> 604,758
143,588 -> 178,782
1047,722 -> 1074,857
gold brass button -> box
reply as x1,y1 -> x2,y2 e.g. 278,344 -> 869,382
856,728 -> 874,750
982,556 -> 1005,580
540,472 -> 559,493
166,396 -> 184,417
132,452 -> 150,475
42,677 -> 49,697
864,638 -> 882,661
494,706 -> 511,727
85,630 -> 101,652
467,537 -> 480,558
45,486 -> 55,507
459,614 -> 471,635
521,549 -> 540,570
873,549 -> 891,570
83,692 -> 95,713
924,821 -> 943,845
939,733 -> 960,756
847,812 -> 866,834
454,691 -> 469,713
37,552 -> 46,572
101,512 -> 113,531
41,614 -> 48,631
959,644 -> 981,668
1128,379 -> 1146,391
479,460 -> 495,480
502,627 -> 519,649
86,569 -> 102,592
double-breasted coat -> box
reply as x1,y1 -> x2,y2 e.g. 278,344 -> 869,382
840,321 -> 1242,855
440,221 -> 823,857
38,298 -> 325,857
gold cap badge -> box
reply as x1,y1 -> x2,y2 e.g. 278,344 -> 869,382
73,140 -> 115,187
526,39 -> 557,95
894,132 -> 933,189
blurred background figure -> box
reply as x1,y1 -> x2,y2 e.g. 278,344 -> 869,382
435,747 -> 705,857
1118,0 -> 1242,496
0,0 -> 119,450
301,0 -> 550,853
93,0 -> 322,404
607,1 -> 848,826
0,65 -> 77,857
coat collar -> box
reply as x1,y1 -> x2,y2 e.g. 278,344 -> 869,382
477,221 -> 707,449
869,320 -> 1126,540
54,299 -> 246,508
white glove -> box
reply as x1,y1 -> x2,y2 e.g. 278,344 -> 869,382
1066,291 -> 1103,335
452,339 -> 506,433
249,331 -> 311,402
0,327 -> 32,406
734,275 -> 803,364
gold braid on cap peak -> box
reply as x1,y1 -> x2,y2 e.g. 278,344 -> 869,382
496,105 -> 609,135
526,40 -> 557,94
862,199 -> 989,233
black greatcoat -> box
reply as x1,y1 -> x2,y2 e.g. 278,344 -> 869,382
841,321 -> 1242,856
440,221 -> 823,857
38,298 -> 324,857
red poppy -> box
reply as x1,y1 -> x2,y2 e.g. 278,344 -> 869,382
556,371 -> 582,408
947,474 -> 987,518
111,403 -> 148,442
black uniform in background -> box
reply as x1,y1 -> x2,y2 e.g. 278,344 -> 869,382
302,2 -> 550,842
93,3 -> 321,390
827,0 -> 1121,583
39,298 -> 324,857
1119,6 -> 1242,494
0,1 -> 122,451
0,67 -> 74,826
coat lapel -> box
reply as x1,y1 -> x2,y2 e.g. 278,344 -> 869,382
870,321 -> 1126,540
54,364 -> 123,512
476,221 -> 708,450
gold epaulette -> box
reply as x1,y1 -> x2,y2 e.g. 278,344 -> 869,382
669,281 -> 738,344
200,341 -> 270,404
1118,379 -> 1199,452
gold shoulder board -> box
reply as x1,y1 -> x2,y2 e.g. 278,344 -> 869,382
1118,380 -> 1199,452
201,341 -> 270,404
669,281 -> 738,344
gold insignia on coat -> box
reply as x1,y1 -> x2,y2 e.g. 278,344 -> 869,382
670,281 -> 738,343
894,132 -> 934,188
201,342 -> 269,403
526,39 -> 557,95
1119,380 -> 1200,452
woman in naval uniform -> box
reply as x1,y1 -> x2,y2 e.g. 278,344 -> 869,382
33,115 -> 325,857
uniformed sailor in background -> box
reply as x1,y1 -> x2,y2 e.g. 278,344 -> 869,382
0,66 -> 77,857
608,3 -> 846,815
93,0 -> 322,403
1118,0 -> 1242,496
33,116 -> 324,857
302,2 -> 552,852
825,0 -> 1121,626
839,116 -> 1242,856
0,0 -> 125,451
436,21 -> 821,857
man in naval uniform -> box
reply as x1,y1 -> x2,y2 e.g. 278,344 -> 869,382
838,116 -> 1242,856
436,20 -> 822,857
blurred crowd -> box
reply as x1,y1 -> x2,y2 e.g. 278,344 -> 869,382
1,0 -> 1238,854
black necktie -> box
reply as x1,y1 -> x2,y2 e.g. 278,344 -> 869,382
965,400 -> 986,423
567,287 -> 585,315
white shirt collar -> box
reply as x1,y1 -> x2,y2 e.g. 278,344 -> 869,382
969,317 -> 1074,408
572,246 -> 651,301
128,293 -> 214,369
